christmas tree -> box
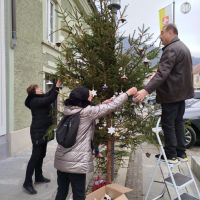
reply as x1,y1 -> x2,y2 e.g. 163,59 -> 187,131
55,0 -> 160,182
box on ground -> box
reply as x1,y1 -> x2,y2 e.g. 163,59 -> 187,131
86,183 -> 132,200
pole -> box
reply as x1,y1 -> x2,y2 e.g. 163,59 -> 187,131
106,1 -> 120,183
173,0 -> 175,24
11,0 -> 17,49
106,137 -> 112,183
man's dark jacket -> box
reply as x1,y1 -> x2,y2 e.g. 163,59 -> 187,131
145,36 -> 194,103
25,84 -> 59,144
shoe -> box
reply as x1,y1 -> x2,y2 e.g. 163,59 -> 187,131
35,176 -> 51,183
23,184 -> 37,195
177,153 -> 188,162
155,154 -> 179,164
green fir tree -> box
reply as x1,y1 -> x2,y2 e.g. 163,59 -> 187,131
54,0 -> 160,179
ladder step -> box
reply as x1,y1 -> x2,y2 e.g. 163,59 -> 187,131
152,127 -> 162,133
165,173 -> 193,188
174,193 -> 199,200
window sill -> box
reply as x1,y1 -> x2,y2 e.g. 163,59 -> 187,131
41,40 -> 61,53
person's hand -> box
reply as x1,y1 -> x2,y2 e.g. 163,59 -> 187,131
135,89 -> 149,102
126,87 -> 137,96
56,80 -> 62,88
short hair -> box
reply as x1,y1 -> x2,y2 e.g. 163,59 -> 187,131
26,84 -> 38,95
163,23 -> 178,35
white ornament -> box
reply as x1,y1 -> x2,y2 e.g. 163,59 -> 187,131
95,119 -> 100,124
111,95 -> 117,100
108,126 -> 116,135
91,89 -> 97,97
119,90 -> 123,95
102,83 -> 108,90
104,194 -> 111,200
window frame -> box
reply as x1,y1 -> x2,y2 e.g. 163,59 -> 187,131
47,0 -> 56,43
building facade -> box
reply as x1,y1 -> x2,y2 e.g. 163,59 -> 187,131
0,0 -> 93,158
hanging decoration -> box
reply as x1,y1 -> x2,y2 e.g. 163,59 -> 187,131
91,88 -> 97,97
102,83 -> 108,91
108,126 -> 116,135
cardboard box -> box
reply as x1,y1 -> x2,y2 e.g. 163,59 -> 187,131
86,183 -> 132,200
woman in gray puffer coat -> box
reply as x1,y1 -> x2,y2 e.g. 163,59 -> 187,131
54,86 -> 137,200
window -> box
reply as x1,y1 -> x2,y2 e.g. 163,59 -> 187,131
47,0 -> 56,43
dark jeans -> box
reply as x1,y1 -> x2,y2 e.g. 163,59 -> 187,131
55,171 -> 86,200
23,142 -> 47,186
161,100 -> 186,158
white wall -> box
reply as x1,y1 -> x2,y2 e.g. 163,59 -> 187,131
0,0 -> 7,136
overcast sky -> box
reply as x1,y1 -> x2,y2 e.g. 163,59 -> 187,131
120,0 -> 200,57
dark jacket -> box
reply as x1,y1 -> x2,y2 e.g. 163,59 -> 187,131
145,36 -> 194,103
25,84 -> 59,144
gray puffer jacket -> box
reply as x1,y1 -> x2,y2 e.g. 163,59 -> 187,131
54,93 -> 128,174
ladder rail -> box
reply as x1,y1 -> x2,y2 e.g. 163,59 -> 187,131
159,163 -> 172,199
144,154 -> 163,200
177,165 -> 190,194
154,122 -> 182,200
145,116 -> 200,200
186,161 -> 200,198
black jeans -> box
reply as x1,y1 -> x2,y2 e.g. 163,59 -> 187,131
161,101 -> 186,158
55,171 -> 86,200
24,142 -> 47,186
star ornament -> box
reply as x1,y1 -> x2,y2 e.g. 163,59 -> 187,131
90,89 -> 97,97
108,126 -> 116,135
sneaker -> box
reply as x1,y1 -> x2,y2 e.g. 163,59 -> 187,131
177,153 -> 188,162
155,154 -> 179,164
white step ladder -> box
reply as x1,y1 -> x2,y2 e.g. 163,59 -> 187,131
145,117 -> 200,200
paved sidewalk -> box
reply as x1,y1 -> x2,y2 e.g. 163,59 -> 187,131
123,143 -> 200,200
0,140 -> 58,200
0,140 -> 200,200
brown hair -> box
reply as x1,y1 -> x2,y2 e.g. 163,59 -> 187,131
164,23 -> 178,35
26,84 -> 38,95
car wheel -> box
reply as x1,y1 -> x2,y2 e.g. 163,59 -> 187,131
184,126 -> 196,148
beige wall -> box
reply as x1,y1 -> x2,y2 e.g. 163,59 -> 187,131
7,0 -> 93,156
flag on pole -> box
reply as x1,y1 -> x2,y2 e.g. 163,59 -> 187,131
159,4 -> 173,31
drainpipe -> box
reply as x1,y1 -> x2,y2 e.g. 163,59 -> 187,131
173,0 -> 175,24
11,0 -> 16,49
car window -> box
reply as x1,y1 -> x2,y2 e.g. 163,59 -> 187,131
191,100 -> 200,108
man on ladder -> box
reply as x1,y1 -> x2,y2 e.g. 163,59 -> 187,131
135,24 -> 200,199
136,23 -> 194,164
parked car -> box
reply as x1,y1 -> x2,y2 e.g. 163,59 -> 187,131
147,92 -> 200,148
184,98 -> 200,148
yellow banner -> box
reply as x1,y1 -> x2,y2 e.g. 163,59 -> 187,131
159,4 -> 173,31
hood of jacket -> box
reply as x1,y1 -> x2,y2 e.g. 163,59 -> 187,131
63,106 -> 83,116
